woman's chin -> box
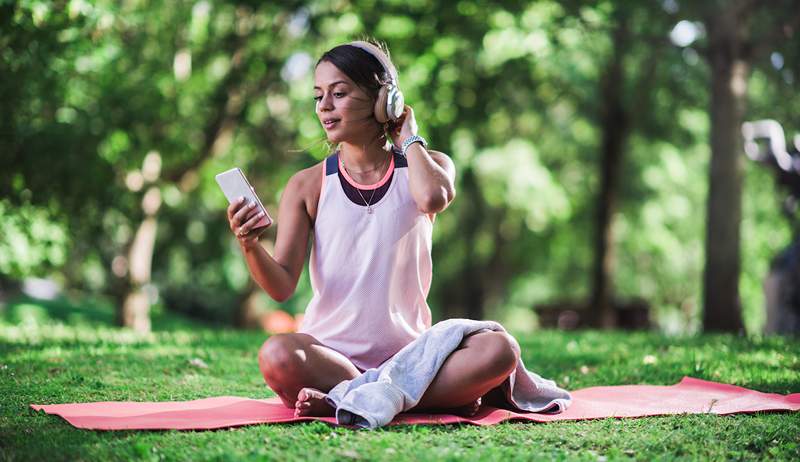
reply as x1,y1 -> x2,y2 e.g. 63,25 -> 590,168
325,133 -> 354,145
324,128 -> 374,146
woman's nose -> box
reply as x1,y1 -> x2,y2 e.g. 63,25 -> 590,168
317,93 -> 334,111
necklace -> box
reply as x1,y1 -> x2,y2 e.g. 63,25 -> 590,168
356,187 -> 377,214
340,153 -> 389,214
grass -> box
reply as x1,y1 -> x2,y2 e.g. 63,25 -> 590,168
1,297 -> 799,461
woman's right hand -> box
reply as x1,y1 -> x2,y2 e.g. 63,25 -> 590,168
227,197 -> 268,246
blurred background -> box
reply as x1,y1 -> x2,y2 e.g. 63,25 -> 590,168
1,0 -> 799,336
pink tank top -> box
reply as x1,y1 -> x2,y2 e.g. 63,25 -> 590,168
298,149 -> 433,371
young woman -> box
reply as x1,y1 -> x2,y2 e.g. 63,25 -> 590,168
226,41 -> 520,417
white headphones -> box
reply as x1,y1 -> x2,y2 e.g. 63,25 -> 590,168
348,41 -> 405,123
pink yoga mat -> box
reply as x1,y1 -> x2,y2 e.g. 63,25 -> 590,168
30,377 -> 800,430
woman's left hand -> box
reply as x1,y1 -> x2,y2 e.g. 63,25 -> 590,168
388,105 -> 418,147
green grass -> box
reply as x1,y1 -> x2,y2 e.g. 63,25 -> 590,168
1,299 -> 799,461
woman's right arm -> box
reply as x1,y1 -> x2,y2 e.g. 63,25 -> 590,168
227,169 -> 314,302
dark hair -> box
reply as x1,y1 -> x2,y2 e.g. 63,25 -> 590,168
316,43 -> 390,100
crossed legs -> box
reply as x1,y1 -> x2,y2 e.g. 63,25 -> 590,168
257,330 -> 520,416
257,333 -> 360,409
412,330 -> 520,411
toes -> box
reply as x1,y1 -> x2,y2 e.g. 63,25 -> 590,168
297,387 -> 323,402
291,387 -> 334,417
297,388 -> 310,402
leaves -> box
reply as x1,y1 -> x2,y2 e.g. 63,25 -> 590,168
1,0 -> 797,332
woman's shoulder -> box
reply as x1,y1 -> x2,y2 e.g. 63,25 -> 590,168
285,160 -> 326,221
288,161 -> 324,192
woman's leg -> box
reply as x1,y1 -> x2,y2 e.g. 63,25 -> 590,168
412,331 -> 520,411
269,330 -> 520,417
258,333 -> 360,409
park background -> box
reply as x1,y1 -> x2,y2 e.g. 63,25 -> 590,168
3,2 -> 800,460
2,0 -> 799,336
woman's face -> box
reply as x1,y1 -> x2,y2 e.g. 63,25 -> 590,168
314,60 -> 377,144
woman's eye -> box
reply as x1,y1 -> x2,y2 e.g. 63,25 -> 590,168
333,92 -> 345,98
313,96 -> 322,101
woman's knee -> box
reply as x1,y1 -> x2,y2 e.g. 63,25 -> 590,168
258,333 -> 312,379
475,331 -> 520,378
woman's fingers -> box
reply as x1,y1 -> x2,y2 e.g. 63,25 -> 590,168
226,195 -> 266,240
232,201 -> 256,227
227,197 -> 246,219
238,208 -> 266,236
244,208 -> 266,227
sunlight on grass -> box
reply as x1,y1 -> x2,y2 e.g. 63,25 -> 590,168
2,322 -> 798,461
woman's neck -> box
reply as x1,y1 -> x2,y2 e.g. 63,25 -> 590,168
339,135 -> 392,174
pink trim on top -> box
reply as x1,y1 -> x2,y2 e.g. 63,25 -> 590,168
339,154 -> 395,190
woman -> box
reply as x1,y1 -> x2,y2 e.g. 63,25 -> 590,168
227,41 -> 519,417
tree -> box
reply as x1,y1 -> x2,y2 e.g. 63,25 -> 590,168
698,0 -> 800,332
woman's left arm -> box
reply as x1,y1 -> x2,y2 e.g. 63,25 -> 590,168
391,106 -> 456,213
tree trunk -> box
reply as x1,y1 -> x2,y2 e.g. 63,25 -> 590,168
589,13 -> 630,329
236,282 -> 262,329
118,188 -> 161,333
702,8 -> 748,333
113,26 -> 263,330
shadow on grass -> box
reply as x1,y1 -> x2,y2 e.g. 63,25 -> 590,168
0,294 -> 215,331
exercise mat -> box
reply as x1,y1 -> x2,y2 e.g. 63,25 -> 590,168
30,377 -> 800,430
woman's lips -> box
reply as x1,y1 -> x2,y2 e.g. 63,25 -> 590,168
322,119 -> 340,130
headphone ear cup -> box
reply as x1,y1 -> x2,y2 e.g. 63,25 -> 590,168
374,85 -> 389,123
388,86 -> 404,120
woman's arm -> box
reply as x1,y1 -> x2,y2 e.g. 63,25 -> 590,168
236,167 -> 316,302
391,106 -> 456,213
405,146 -> 456,213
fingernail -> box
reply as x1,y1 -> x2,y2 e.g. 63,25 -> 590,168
259,211 -> 265,217
238,196 -> 244,203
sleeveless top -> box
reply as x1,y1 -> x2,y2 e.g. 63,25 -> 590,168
297,148 -> 434,371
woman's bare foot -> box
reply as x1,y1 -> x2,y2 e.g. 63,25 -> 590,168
294,387 -> 335,417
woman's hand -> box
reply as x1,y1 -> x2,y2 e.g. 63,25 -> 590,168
227,197 -> 268,246
388,105 -> 418,147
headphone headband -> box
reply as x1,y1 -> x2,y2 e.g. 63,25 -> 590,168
348,41 -> 398,84
344,41 -> 404,123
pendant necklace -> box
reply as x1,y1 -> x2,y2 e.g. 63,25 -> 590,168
341,153 -> 388,214
356,187 -> 377,214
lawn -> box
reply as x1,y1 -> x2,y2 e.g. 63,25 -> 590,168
1,298 -> 799,461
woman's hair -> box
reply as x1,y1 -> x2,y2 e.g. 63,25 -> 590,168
316,41 -> 392,100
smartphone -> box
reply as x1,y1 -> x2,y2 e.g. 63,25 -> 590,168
215,168 -> 273,229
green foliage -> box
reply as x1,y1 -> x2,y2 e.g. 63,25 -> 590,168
1,0 -> 798,332
0,201 -> 68,278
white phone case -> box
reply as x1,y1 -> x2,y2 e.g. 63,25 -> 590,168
215,168 -> 272,229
